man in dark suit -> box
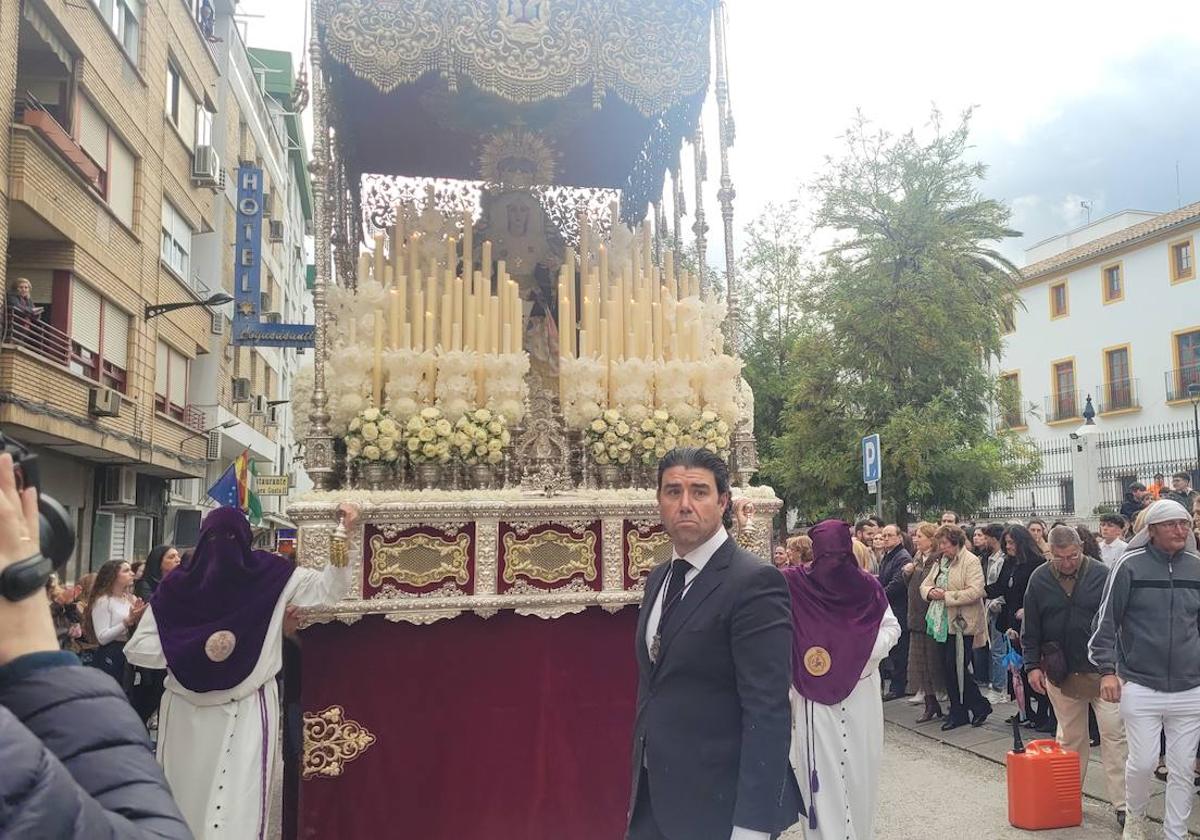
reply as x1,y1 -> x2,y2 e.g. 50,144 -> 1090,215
627,447 -> 801,840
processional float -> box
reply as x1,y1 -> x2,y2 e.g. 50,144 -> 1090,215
289,2 -> 774,837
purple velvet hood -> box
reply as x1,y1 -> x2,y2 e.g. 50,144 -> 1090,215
152,507 -> 295,692
782,519 -> 887,705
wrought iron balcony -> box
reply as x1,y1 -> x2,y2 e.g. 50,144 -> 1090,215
1,312 -> 70,366
1165,366 -> 1200,402
1095,378 -> 1140,413
1043,390 -> 1081,423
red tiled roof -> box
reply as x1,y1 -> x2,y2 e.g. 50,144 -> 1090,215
1021,201 -> 1200,282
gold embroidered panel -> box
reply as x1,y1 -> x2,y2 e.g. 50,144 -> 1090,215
316,0 -> 714,115
303,705 -> 377,780
500,524 -> 598,588
368,532 -> 471,590
624,521 -> 671,584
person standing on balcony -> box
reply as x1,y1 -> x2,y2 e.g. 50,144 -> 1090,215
4,278 -> 44,347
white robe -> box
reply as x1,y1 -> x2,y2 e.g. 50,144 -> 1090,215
790,606 -> 901,840
125,563 -> 350,840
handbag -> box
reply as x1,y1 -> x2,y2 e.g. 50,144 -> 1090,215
1039,640 -> 1069,686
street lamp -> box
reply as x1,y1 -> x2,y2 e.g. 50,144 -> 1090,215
1189,383 -> 1200,488
183,418 -> 238,444
145,292 -> 233,320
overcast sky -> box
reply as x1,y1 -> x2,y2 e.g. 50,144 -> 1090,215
240,0 -> 1200,266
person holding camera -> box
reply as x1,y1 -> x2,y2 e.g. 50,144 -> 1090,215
0,451 -> 191,837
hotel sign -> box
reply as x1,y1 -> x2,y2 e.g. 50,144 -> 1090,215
232,164 -> 315,348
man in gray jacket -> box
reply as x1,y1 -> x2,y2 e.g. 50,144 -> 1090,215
1089,499 -> 1200,840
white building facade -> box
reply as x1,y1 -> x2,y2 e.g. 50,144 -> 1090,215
985,202 -> 1200,518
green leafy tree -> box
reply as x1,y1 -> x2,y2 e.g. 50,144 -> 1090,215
762,110 -> 1038,524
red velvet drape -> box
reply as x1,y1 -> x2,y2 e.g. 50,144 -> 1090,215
296,608 -> 639,840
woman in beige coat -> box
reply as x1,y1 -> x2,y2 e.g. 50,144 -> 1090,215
921,524 -> 992,731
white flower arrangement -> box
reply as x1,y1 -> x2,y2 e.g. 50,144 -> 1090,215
698,354 -> 744,428
585,408 -> 635,466
403,406 -> 454,464
344,406 -> 402,464
452,407 -> 511,466
481,352 -> 529,426
609,357 -> 655,423
383,349 -> 435,420
700,297 -> 728,357
681,409 -> 732,459
435,351 -> 479,421
559,355 -> 607,430
289,363 -> 314,444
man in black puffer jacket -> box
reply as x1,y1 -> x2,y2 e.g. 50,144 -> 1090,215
0,449 -> 191,839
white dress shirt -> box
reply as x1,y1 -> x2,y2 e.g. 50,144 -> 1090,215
644,526 -> 729,657
90,594 -> 132,645
1100,538 -> 1127,568
643,527 -> 768,840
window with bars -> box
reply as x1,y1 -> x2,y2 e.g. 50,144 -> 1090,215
155,340 -> 190,420
68,278 -> 129,392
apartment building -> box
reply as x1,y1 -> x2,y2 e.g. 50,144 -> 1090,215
996,202 -> 1200,437
1,0 -> 313,574
162,24 -> 314,546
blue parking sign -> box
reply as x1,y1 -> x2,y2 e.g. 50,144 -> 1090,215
862,434 -> 881,484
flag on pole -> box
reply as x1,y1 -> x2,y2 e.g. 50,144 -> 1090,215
206,449 -> 262,524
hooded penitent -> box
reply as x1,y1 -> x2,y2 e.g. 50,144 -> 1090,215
152,507 -> 295,692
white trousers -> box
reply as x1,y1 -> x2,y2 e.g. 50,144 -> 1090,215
1121,681 -> 1200,840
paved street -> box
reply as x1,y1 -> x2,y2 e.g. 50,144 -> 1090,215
780,723 -> 1121,839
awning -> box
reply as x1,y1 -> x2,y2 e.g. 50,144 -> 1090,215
259,512 -> 297,530
23,2 -> 73,71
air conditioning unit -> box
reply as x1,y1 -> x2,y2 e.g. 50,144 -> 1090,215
264,311 -> 281,324
191,145 -> 222,187
232,377 -> 251,403
269,220 -> 284,242
88,386 -> 121,417
101,466 -> 137,507
206,429 -> 222,461
249,394 -> 267,416
211,312 -> 225,335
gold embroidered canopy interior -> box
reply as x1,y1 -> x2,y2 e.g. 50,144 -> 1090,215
313,0 -> 714,218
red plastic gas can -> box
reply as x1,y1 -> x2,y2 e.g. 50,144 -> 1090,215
1006,739 -> 1082,830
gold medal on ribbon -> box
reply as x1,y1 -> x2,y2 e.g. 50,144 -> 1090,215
804,646 -> 832,677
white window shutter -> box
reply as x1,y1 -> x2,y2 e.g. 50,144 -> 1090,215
102,305 -> 130,369
168,349 -> 188,406
70,279 -> 102,352
77,96 -> 108,168
107,135 -> 135,226
155,340 -> 168,396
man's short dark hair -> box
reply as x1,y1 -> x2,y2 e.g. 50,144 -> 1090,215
854,518 -> 872,534
1100,513 -> 1127,529
941,510 -> 958,522
1174,472 -> 1192,483
867,515 -> 883,527
982,523 -> 1005,541
657,447 -> 731,498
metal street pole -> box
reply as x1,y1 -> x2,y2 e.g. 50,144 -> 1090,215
1190,384 -> 1200,488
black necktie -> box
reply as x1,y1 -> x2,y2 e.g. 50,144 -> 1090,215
661,558 -> 692,624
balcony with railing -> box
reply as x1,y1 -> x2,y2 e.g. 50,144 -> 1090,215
1043,390 -> 1081,423
1095,378 -> 1140,414
1166,365 -> 1200,403
1,311 -> 70,366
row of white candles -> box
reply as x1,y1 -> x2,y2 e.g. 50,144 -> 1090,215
354,205 -> 710,408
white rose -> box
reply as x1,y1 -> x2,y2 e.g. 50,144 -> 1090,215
500,430 -> 511,445
487,438 -> 502,452
363,445 -> 381,460
615,421 -> 630,436
474,408 -> 491,423
602,409 -> 620,424
595,452 -> 611,465
665,422 -> 680,436
617,451 -> 631,465
418,427 -> 435,442
362,422 -> 379,441
592,442 -> 606,457
378,418 -> 398,436
604,431 -> 617,444
701,410 -> 717,423
363,408 -> 380,422
487,420 -> 503,435
662,436 -> 677,450
348,417 -> 362,432
653,409 -> 669,422
406,437 -> 420,452
407,416 -> 424,432
434,419 -> 452,437
590,418 -> 606,433
422,443 -> 438,459
642,436 -> 656,450
420,407 -> 440,420
486,449 -> 503,465
377,435 -> 395,452
607,444 -> 620,459
384,448 -> 399,461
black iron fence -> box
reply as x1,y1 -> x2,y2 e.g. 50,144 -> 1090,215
978,436 -> 1074,520
1097,420 -> 1200,508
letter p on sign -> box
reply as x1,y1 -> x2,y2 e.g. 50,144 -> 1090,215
862,434 -> 881,484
